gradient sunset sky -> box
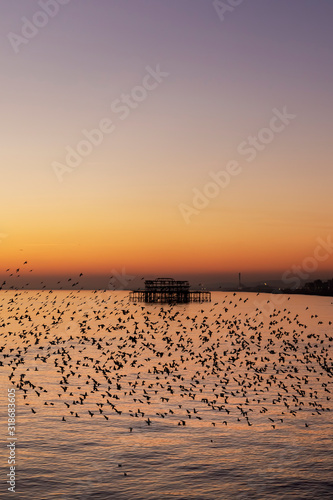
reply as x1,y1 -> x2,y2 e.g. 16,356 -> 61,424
0,0 -> 332,288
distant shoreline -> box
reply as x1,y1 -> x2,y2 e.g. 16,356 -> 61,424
1,288 -> 332,299
220,288 -> 333,298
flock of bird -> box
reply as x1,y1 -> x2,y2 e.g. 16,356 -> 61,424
1,279 -> 332,433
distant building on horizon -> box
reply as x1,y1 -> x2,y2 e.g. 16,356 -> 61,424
238,273 -> 244,290
303,278 -> 333,296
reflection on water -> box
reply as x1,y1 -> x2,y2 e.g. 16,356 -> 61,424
0,291 -> 332,499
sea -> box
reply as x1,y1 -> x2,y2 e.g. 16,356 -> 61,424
0,291 -> 332,500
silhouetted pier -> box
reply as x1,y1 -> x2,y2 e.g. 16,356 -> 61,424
129,278 -> 211,304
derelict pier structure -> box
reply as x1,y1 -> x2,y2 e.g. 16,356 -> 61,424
129,278 -> 211,304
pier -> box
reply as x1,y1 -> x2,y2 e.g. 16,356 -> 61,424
129,278 -> 211,304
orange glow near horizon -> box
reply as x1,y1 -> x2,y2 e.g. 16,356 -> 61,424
1,208 -> 332,279
1,0 -> 332,284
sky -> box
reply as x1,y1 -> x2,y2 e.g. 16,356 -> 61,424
0,0 -> 332,289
